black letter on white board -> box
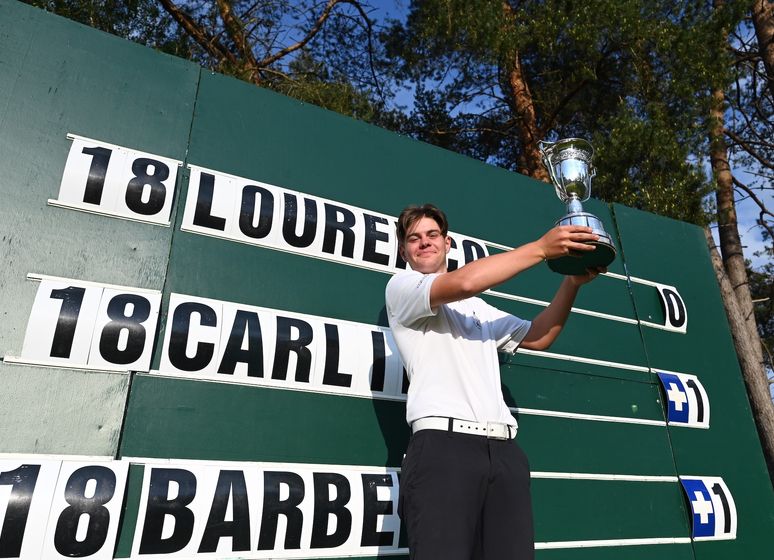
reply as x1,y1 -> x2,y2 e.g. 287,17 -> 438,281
272,317 -> 313,382
199,470 -> 251,553
462,240 -> 486,264
218,310 -> 264,377
0,464 -> 40,556
139,469 -> 197,554
193,172 -> 226,231
53,466 -> 116,557
363,214 -> 390,266
49,286 -> 86,359
81,146 -> 111,205
168,302 -> 218,371
125,158 -> 169,216
99,293 -> 151,365
686,379 -> 705,423
258,471 -> 305,550
322,203 -> 356,258
361,474 -> 394,546
323,324 -> 353,388
239,185 -> 274,239
712,483 -> 732,534
660,287 -> 686,330
282,194 -> 317,248
311,473 -> 352,549
370,331 -> 386,392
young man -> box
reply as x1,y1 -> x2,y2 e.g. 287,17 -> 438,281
385,204 -> 604,560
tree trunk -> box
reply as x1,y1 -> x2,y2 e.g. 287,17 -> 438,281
706,228 -> 774,484
752,0 -> 774,99
709,87 -> 757,340
501,2 -> 548,182
708,0 -> 774,483
506,54 -> 549,182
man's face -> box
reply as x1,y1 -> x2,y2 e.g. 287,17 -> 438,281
400,216 -> 451,274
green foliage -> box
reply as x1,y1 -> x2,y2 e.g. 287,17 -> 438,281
382,0 -> 749,224
23,0 -> 185,51
591,108 -> 712,224
273,52 -> 383,121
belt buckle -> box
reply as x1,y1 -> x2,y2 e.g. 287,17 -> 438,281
486,421 -> 509,440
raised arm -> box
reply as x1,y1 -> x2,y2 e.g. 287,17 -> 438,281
429,225 -> 600,308
519,271 -> 601,350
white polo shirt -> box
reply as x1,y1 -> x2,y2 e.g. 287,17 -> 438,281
385,270 -> 531,426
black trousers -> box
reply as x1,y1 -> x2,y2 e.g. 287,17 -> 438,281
399,429 -> 535,560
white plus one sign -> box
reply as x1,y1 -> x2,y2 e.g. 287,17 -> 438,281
692,491 -> 714,525
667,383 -> 687,411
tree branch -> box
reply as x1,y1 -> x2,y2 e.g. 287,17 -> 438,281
540,78 -> 589,138
158,0 -> 237,65
345,0 -> 386,104
430,126 -> 511,137
733,176 -> 774,242
733,176 -> 774,218
215,0 -> 260,79
725,129 -> 774,171
257,0 -> 354,68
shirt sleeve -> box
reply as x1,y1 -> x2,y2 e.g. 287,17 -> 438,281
478,299 -> 532,354
385,271 -> 438,327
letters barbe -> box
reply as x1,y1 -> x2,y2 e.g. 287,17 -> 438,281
0,457 -> 404,559
131,461 -> 403,557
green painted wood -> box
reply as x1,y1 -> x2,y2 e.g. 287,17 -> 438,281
629,281 -> 665,324
0,362 -> 129,455
537,543 -> 694,560
519,415 -> 675,475
113,463 -> 145,558
532,479 -> 691,542
120,374 -> 411,466
501,364 -> 663,421
613,203 -> 774,559
0,0 -> 199,357
495,299 -> 648,379
120,374 -> 674,477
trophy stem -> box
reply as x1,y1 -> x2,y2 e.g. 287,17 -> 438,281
566,195 -> 583,215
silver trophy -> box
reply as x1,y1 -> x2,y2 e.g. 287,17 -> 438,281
539,138 -> 616,275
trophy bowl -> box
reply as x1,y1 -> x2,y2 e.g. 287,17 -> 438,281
539,138 -> 616,275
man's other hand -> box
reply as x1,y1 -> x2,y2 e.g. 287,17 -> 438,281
567,266 -> 607,287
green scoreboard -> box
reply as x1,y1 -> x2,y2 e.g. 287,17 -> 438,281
0,1 -> 772,558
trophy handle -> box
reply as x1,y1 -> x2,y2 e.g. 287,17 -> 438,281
538,140 -> 567,202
